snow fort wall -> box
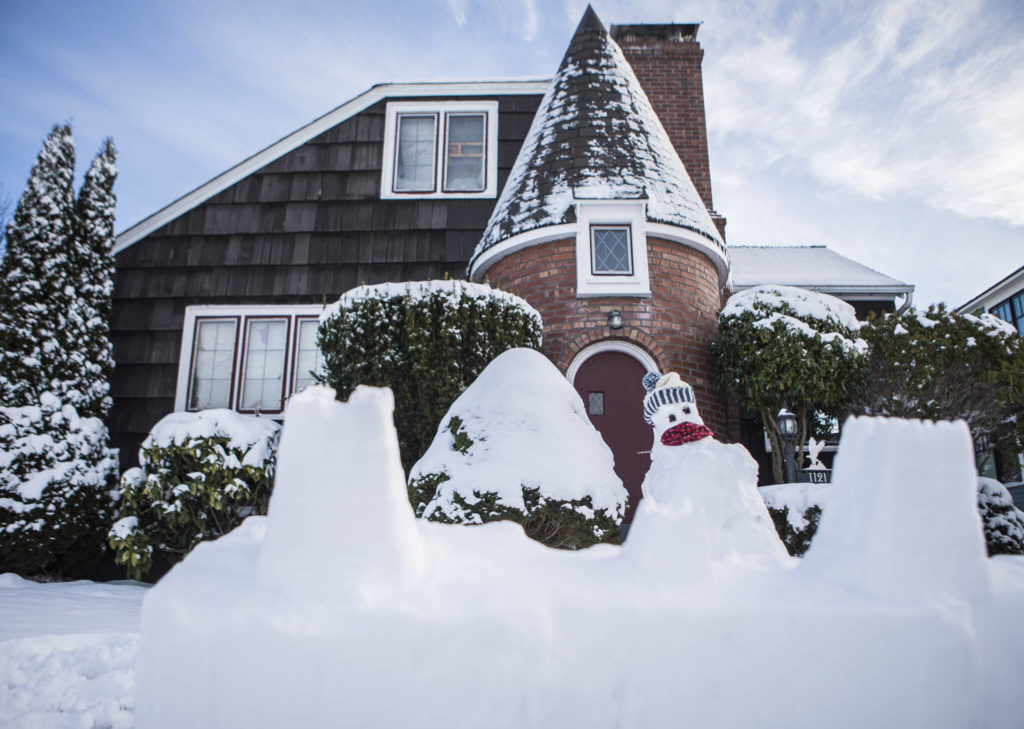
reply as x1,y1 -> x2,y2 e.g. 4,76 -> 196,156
484,235 -> 727,435
137,402 -> 1018,729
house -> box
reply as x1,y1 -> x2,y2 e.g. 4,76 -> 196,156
958,265 -> 1024,493
110,7 -> 913,514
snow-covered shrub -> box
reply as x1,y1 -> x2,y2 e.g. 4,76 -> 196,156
409,348 -> 627,549
759,482 -> 829,557
109,410 -> 280,580
853,304 -> 1024,462
0,393 -> 118,576
712,285 -> 867,483
977,477 -> 1024,556
318,280 -> 542,473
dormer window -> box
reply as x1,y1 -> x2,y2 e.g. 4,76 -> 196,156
575,201 -> 651,297
381,101 -> 498,199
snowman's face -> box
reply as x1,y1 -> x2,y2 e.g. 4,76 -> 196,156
650,398 -> 704,436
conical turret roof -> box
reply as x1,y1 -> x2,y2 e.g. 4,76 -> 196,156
470,6 -> 726,275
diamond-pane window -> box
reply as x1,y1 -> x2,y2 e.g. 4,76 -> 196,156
591,226 -> 633,275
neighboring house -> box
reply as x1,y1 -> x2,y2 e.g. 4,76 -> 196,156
958,265 -> 1024,493
110,8 -> 913,514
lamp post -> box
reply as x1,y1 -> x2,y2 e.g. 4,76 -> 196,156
778,408 -> 797,483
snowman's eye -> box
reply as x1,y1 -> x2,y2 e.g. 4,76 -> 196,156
668,414 -> 677,423
683,406 -> 691,414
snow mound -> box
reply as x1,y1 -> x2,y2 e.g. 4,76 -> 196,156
410,348 -> 626,528
722,284 -> 862,331
803,416 -> 990,601
137,403 -> 1018,729
144,409 -> 279,467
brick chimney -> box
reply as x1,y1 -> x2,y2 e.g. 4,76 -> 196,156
610,23 -> 726,240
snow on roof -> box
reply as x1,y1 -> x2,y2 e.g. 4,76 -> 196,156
728,246 -> 913,295
470,7 -> 724,272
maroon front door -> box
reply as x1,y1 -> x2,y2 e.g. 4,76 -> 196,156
573,351 -> 652,523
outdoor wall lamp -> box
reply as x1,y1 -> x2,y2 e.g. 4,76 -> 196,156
778,408 -> 797,483
607,310 -> 623,330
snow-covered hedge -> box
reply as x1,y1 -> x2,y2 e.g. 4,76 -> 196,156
759,482 -> 830,557
109,410 -> 280,580
318,280 -> 542,472
713,285 -> 867,483
978,478 -> 1024,556
853,304 -> 1024,457
409,348 -> 627,549
0,393 -> 118,576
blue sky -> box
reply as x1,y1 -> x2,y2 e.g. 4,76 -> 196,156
1,0 -> 1021,307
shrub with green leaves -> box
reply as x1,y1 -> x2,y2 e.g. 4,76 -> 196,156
318,280 -> 542,473
713,285 -> 867,483
0,392 -> 118,576
409,348 -> 627,550
109,409 -> 280,580
977,478 -> 1024,557
852,304 -> 1024,462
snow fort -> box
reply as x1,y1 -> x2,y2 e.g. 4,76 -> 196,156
137,382 -> 1024,729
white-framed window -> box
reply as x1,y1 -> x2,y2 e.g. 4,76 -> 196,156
575,200 -> 650,297
176,305 -> 326,416
380,100 -> 499,200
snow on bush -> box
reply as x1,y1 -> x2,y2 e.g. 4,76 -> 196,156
977,477 -> 1024,556
409,348 -> 627,549
853,303 -> 1024,457
0,393 -> 118,576
318,279 -> 542,473
713,285 -> 867,482
109,409 -> 280,580
759,481 -> 832,556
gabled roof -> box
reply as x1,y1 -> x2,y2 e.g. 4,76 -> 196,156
470,7 -> 725,273
957,264 -> 1024,314
728,246 -> 914,299
113,79 -> 549,254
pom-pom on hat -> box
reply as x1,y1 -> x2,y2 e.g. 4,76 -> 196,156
642,372 -> 696,424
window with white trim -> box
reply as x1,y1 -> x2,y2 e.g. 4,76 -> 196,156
575,200 -> 650,297
381,101 -> 499,199
177,306 -> 326,416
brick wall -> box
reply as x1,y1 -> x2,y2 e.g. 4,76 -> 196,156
612,27 -> 727,240
484,236 -> 729,436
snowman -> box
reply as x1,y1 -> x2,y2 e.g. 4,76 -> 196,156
637,372 -> 788,561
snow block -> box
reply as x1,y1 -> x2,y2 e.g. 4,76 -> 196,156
803,416 -> 990,601
257,385 -> 423,593
622,499 -> 712,586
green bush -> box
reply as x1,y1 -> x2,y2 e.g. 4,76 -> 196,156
978,478 -> 1024,557
318,280 -> 542,473
0,393 -> 117,577
109,410 -> 280,580
713,285 -> 867,483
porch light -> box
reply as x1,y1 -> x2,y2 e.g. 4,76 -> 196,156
608,310 -> 623,330
778,408 -> 797,483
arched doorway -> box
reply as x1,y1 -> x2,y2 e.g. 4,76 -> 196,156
569,343 -> 655,523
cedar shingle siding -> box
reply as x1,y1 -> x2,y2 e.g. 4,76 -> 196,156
111,94 -> 543,465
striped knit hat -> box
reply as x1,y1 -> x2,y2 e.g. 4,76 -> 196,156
642,372 -> 696,425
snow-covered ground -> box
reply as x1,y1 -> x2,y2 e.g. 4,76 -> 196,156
0,574 -> 147,728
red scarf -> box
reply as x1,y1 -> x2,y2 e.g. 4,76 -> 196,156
661,422 -> 714,446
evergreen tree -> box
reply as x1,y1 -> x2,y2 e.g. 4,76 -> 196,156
0,126 -> 118,576
71,139 -> 117,419
0,124 -> 77,406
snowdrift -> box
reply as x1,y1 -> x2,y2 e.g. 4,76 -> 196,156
137,386 -> 1024,729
